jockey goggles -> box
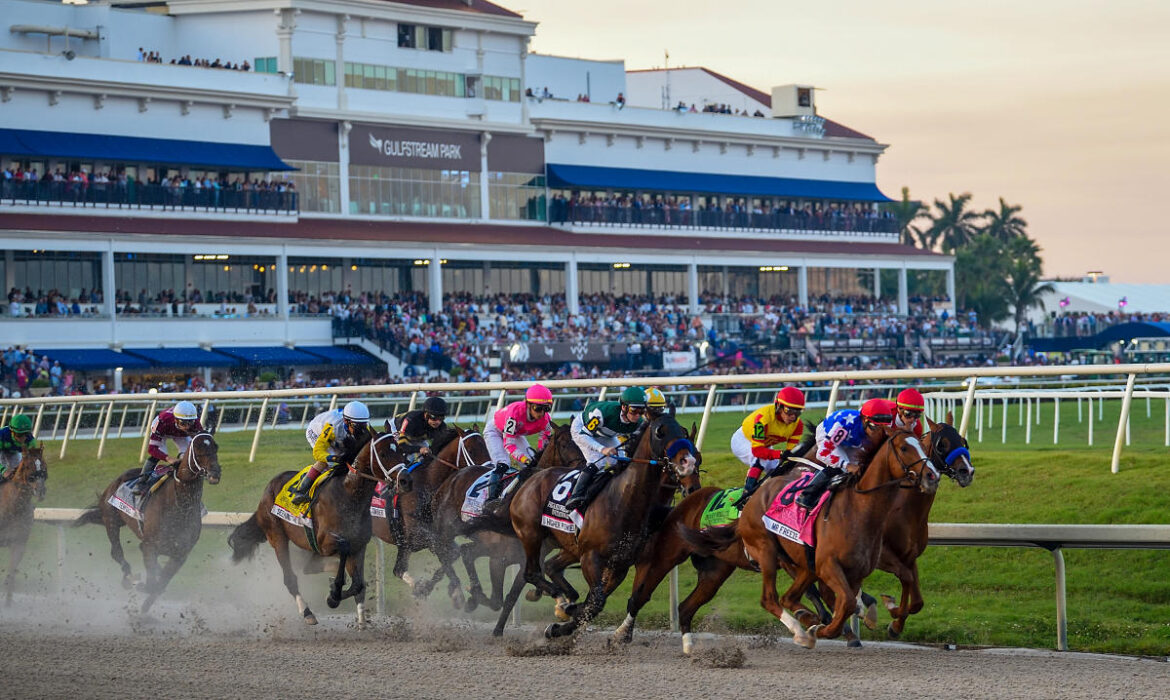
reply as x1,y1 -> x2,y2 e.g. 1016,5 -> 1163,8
528,403 -> 551,414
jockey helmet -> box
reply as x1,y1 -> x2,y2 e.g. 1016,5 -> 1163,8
860,398 -> 896,426
9,413 -> 32,434
645,387 -> 667,414
342,401 -> 370,423
422,396 -> 448,417
774,386 -> 805,412
896,388 -> 925,412
525,384 -> 553,405
620,386 -> 648,408
173,401 -> 199,422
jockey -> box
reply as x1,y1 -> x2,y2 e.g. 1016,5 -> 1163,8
894,388 -> 926,439
796,398 -> 895,509
565,386 -> 647,512
0,414 -> 37,482
392,396 -> 449,465
645,387 -> 669,419
289,400 -> 375,505
134,400 -> 204,495
483,384 -> 554,503
731,387 -> 806,508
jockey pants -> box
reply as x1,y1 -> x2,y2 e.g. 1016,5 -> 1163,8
569,414 -> 622,469
483,420 -> 534,467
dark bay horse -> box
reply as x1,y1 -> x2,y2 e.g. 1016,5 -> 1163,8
228,431 -> 397,626
879,418 -> 974,638
682,427 -> 938,648
511,414 -> 699,638
1,445 -> 47,604
75,434 -> 221,613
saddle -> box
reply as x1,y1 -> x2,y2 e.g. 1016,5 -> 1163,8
700,487 -> 745,528
108,474 -> 207,525
540,469 -> 613,534
272,467 -> 334,526
761,471 -> 831,547
461,468 -> 520,522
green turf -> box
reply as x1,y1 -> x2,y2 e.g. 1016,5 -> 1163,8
12,397 -> 1170,655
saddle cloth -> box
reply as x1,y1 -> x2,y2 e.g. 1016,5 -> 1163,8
271,466 -> 333,528
107,474 -> 208,522
541,470 -> 585,534
460,468 -> 519,522
370,481 -> 391,519
699,487 -> 745,529
761,471 -> 830,547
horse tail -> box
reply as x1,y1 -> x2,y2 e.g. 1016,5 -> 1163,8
72,505 -> 103,528
228,513 -> 266,563
676,521 -> 739,557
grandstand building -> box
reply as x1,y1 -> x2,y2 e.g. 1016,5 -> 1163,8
0,0 -> 952,383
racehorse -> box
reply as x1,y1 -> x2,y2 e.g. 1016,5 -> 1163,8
879,417 -> 973,638
0,445 -> 47,604
228,430 -> 398,627
618,420 -> 970,652
511,413 -> 699,638
681,427 -> 938,648
74,434 -> 220,613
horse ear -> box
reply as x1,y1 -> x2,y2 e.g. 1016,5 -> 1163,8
927,416 -> 938,431
945,410 -> 954,424
690,421 -> 698,440
669,403 -> 677,418
549,420 -> 559,430
383,419 -> 393,433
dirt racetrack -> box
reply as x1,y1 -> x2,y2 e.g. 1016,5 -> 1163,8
4,594 -> 1167,700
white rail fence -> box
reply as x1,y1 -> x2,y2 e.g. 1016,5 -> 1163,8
31,509 -> 1170,651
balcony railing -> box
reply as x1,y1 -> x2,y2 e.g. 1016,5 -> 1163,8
549,202 -> 898,236
0,180 -> 298,215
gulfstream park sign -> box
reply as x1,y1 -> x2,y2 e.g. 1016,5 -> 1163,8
369,134 -> 462,160
351,125 -> 480,170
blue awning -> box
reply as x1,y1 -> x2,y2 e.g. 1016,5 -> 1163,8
0,128 -> 294,171
215,346 -> 327,366
546,163 -> 891,202
38,349 -> 152,372
1030,322 -> 1170,353
122,347 -> 238,368
299,346 -> 377,365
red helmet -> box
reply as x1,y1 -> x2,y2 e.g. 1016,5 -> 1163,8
896,388 -> 925,412
861,398 -> 896,425
774,386 -> 805,411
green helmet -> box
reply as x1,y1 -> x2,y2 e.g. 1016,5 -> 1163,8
620,387 -> 648,408
9,414 -> 32,434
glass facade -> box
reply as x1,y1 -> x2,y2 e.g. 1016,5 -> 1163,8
441,260 -> 564,296
578,264 -> 688,297
280,160 -> 340,213
12,251 -> 101,300
481,76 -> 521,103
113,253 -> 276,304
254,57 -> 278,74
293,57 -> 336,86
487,173 -> 546,221
349,165 -> 480,218
343,61 -> 518,102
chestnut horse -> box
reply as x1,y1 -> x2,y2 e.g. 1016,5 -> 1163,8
681,427 -> 938,648
511,413 -> 699,638
75,434 -> 221,613
1,445 -> 47,604
619,420 -> 970,652
228,431 -> 398,627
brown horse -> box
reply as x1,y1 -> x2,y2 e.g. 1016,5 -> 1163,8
879,418 -> 973,638
511,413 -> 699,638
681,427 -> 939,648
75,433 -> 221,613
227,430 -> 398,626
1,445 -> 47,604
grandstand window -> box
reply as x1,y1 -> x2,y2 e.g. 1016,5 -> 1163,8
398,24 -> 417,48
12,250 -> 101,301
398,23 -> 452,51
293,57 -> 336,86
254,57 -> 278,74
348,165 -> 480,219
278,160 -> 340,213
488,172 -> 546,221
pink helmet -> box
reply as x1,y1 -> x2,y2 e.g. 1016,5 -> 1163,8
525,383 -> 553,404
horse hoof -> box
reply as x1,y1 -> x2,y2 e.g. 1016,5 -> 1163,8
886,624 -> 901,640
303,609 -> 318,625
525,589 -> 542,603
464,596 -> 479,613
863,602 -> 879,630
544,623 -> 561,639
794,625 -> 819,649
682,633 -> 694,656
881,594 -> 897,613
847,639 -> 862,648
326,595 -> 340,609
450,593 -> 465,611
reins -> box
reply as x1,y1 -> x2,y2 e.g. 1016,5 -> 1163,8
852,434 -> 930,495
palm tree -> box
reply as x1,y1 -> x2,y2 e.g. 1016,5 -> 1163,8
955,233 -> 1010,325
1004,236 -> 1054,333
983,197 -> 1027,241
883,186 -> 926,247
926,192 -> 982,253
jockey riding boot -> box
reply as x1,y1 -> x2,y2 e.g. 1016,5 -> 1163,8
484,462 -> 510,503
732,475 -> 759,509
796,468 -> 837,509
289,468 -> 320,506
565,463 -> 600,512
132,458 -> 159,496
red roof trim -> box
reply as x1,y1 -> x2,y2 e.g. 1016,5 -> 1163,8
376,0 -> 523,19
0,213 -> 943,258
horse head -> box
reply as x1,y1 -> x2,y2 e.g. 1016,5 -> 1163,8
451,426 -> 492,469
351,429 -> 402,491
538,423 -> 586,470
647,414 -> 699,486
874,426 -> 940,496
178,433 -> 220,485
925,418 -> 974,488
16,443 -> 48,501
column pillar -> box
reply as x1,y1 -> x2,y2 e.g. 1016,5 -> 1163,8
797,265 -> 809,308
338,121 -> 351,215
276,9 -> 297,77
335,15 -> 348,111
566,257 -> 579,315
4,250 -> 14,292
946,265 -> 956,307
873,267 -> 881,299
276,247 -> 290,319
721,265 -> 729,301
428,251 -> 442,315
102,244 -> 116,318
482,259 -> 492,295
898,266 -> 909,315
520,39 -> 530,125
479,131 -> 492,220
687,260 -> 699,315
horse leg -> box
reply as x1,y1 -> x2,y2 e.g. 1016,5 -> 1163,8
341,549 -> 368,628
492,563 -> 528,637
485,553 -> 508,611
4,537 -> 27,605
859,590 -> 880,631
519,532 -> 562,600
269,530 -> 315,624
326,536 -> 349,609
544,550 -> 581,620
761,545 -> 816,649
547,551 -> 610,639
138,539 -> 161,598
140,551 -> 187,614
815,585 -> 862,647
461,542 -> 490,612
881,559 -> 922,639
807,559 -> 858,642
104,517 -> 133,589
675,558 -> 737,655
613,543 -> 688,647
432,535 -> 465,610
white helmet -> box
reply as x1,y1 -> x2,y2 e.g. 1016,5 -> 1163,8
173,400 -> 198,422
342,401 -> 370,423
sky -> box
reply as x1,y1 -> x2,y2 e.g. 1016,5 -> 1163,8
516,0 -> 1170,282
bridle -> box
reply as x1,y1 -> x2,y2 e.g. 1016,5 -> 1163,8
349,432 -> 401,484
174,433 -> 216,482
926,428 -> 971,480
429,431 -> 492,471
853,430 -> 935,494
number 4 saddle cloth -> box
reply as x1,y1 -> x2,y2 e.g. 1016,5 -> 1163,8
761,471 -> 830,547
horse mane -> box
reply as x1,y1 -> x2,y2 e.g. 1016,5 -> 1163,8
431,425 -> 462,454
